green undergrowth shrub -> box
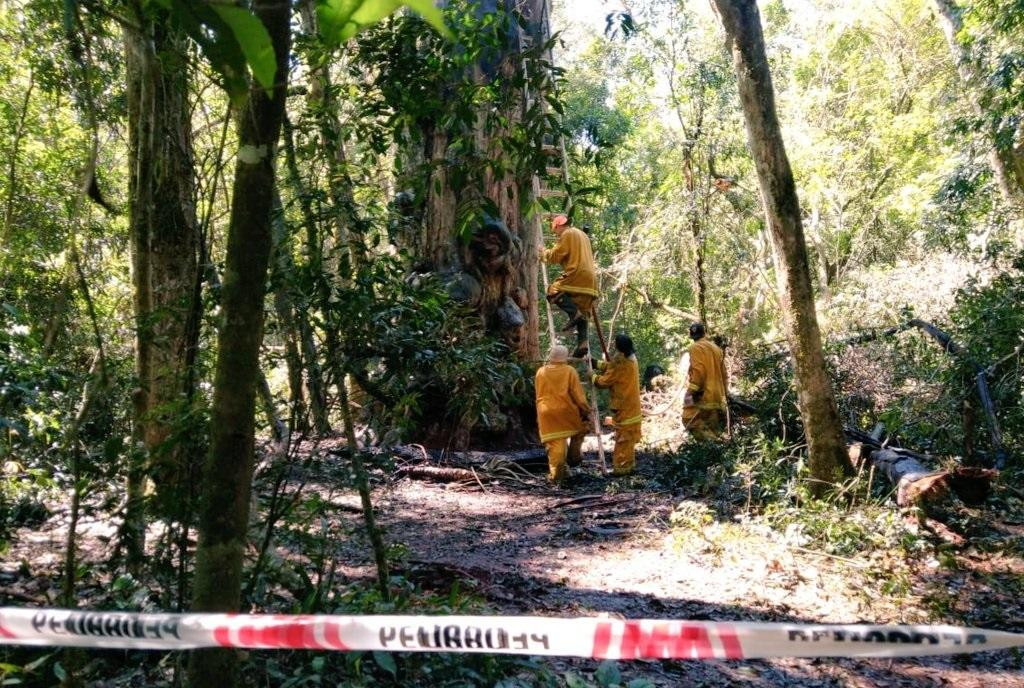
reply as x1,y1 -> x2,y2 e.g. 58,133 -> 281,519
244,575 -> 561,688
322,255 -> 531,448
762,500 -> 927,558
944,250 -> 1024,462
657,425 -> 799,507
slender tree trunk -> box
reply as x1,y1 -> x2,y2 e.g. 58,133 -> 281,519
187,0 -> 291,684
257,368 -> 289,448
338,380 -> 390,601
932,0 -> 1024,209
712,0 -> 852,495
684,155 -> 709,326
270,190 -> 310,430
2,70 -> 34,245
281,119 -> 332,434
125,11 -> 200,512
297,0 -> 368,272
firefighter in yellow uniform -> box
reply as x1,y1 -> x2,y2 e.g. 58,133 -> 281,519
682,322 -> 728,441
592,333 -> 642,476
543,215 -> 599,358
535,345 -> 590,484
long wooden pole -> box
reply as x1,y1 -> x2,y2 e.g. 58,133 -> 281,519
591,304 -> 610,361
583,316 -> 608,474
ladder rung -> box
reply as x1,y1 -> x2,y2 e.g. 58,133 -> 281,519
539,188 -> 567,198
541,144 -> 560,155
545,166 -> 563,177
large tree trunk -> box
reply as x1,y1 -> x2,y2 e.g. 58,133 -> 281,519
931,0 -> 1024,210
124,12 -> 200,512
396,0 -> 542,360
380,0 -> 547,448
712,0 -> 853,495
187,0 -> 291,684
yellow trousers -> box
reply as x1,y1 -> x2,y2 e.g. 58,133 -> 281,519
545,432 -> 585,484
612,423 -> 641,475
682,407 -> 723,441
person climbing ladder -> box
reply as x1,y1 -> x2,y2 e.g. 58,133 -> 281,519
541,214 -> 599,359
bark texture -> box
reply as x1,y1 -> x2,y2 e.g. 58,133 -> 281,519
712,0 -> 852,494
124,13 -> 200,509
395,0 -> 544,359
187,0 -> 291,683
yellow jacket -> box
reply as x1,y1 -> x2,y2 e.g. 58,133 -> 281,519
686,338 -> 727,410
544,227 -> 598,297
535,362 -> 589,442
593,354 -> 642,427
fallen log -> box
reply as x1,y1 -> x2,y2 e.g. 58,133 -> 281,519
391,445 -> 547,467
394,465 -> 483,483
868,448 -> 996,507
768,320 -> 1009,467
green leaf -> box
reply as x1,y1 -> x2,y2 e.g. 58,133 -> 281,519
167,0 -> 249,98
318,0 -> 451,47
594,660 -> 621,687
626,680 -> 655,688
563,672 -> 588,688
371,651 -> 397,677
21,653 -> 52,674
210,4 -> 277,92
52,663 -> 67,682
398,0 -> 451,38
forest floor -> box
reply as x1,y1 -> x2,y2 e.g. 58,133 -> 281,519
320,440 -> 1024,688
2,436 -> 1023,687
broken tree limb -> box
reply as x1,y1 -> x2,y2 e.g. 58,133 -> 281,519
905,319 -> 1007,468
868,448 -> 996,507
391,446 -> 548,467
394,465 -> 482,483
625,284 -> 699,322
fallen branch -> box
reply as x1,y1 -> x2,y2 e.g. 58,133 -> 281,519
906,319 -> 1007,468
867,448 -> 996,507
394,465 -> 483,483
391,446 -> 548,468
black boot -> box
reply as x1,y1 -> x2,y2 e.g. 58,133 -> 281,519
553,292 -> 581,332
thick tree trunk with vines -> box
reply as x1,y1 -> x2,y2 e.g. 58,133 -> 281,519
187,0 -> 291,683
396,0 -> 542,361
713,0 -> 853,495
385,0 -> 547,447
125,13 -> 200,515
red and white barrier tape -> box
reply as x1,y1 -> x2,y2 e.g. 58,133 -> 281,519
0,608 -> 1020,659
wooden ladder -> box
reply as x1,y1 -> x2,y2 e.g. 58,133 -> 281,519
518,1 -> 607,473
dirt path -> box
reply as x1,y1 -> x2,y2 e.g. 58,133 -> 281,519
327,452 -> 1024,687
